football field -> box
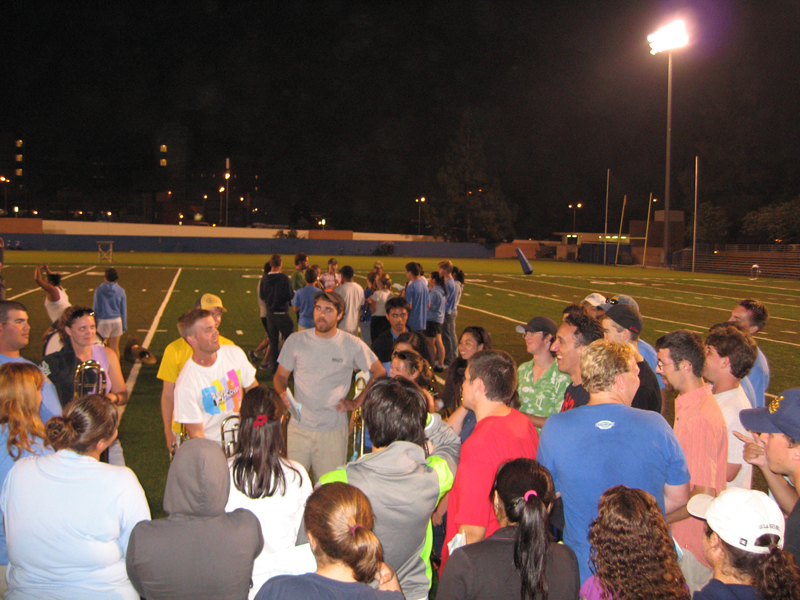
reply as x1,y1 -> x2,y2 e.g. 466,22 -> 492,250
3,251 -> 798,516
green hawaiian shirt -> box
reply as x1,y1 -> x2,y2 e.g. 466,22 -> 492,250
517,359 -> 571,424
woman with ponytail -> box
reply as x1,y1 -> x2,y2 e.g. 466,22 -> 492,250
225,386 -> 312,599
0,394 -> 150,600
438,458 -> 580,600
255,481 -> 402,599
687,488 -> 800,600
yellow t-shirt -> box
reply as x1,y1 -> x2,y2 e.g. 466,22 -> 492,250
156,335 -> 235,434
156,335 -> 235,383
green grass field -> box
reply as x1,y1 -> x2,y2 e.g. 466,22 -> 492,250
3,251 -> 798,517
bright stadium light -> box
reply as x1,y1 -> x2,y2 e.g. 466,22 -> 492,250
648,20 -> 688,55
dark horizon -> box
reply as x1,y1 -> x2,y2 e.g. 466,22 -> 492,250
2,1 -> 798,241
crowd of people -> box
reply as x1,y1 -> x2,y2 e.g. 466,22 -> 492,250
0,254 -> 797,600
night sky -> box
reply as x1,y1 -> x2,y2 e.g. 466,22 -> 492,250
3,0 -> 799,238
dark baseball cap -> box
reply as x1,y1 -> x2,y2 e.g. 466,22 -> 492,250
740,389 -> 800,441
599,294 -> 640,313
603,304 -> 643,335
515,316 -> 558,338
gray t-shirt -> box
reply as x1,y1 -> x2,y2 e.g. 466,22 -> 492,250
278,329 -> 377,432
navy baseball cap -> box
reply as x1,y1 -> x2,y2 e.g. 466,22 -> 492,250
740,389 -> 800,441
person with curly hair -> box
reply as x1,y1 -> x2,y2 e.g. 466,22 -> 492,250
538,340 -> 690,584
581,485 -> 689,600
688,488 -> 800,600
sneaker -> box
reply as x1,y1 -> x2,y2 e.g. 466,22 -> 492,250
248,350 -> 258,365
434,366 -> 444,373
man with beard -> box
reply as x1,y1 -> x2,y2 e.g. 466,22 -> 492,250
273,291 -> 385,481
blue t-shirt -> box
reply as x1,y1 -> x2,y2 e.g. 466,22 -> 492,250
291,286 -> 318,329
638,340 -> 665,391
255,573 -> 404,600
444,277 -> 457,313
538,403 -> 690,583
0,425 -> 53,563
743,347 -> 769,408
694,578 -> 761,600
0,355 -> 61,423
405,279 -> 429,332
427,286 -> 445,324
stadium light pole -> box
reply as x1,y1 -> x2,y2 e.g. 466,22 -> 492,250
416,197 -> 425,235
568,203 -> 582,233
648,19 -> 688,266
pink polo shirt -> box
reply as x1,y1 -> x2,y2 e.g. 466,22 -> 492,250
672,384 -> 728,567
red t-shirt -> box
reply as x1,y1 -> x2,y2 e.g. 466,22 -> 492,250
441,409 -> 539,570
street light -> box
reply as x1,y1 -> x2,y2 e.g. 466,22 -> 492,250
0,176 -> 7,216
319,218 -> 326,230
648,19 -> 688,265
568,203 -> 583,233
224,172 -> 230,227
219,187 -> 225,225
415,197 -> 426,235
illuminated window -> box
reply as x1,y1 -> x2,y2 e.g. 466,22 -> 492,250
15,169 -> 22,177
160,159 -> 167,167
160,145 -> 167,153
15,155 -> 22,162
15,140 -> 22,148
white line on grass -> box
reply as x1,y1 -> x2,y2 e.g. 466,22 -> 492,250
125,268 -> 182,395
465,282 -> 800,348
487,276 -> 800,322
8,266 -> 96,300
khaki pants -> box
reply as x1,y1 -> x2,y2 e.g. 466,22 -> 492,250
287,420 -> 348,482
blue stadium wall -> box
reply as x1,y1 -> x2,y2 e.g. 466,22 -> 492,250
2,233 -> 496,258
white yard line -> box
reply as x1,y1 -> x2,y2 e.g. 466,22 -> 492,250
125,268 -> 182,394
8,266 -> 96,300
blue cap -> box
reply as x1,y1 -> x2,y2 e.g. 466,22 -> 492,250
740,388 -> 800,441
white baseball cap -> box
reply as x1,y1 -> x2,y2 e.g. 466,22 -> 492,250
687,488 -> 784,554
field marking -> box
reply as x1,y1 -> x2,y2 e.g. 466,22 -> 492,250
8,266 -> 96,300
125,268 -> 182,395
490,275 -> 800,321
459,303 -> 525,325
466,281 -> 800,348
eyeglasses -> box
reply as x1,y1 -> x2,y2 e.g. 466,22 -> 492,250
392,351 -> 410,360
657,360 -> 679,370
67,309 -> 94,326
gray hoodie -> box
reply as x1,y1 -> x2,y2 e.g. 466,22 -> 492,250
319,413 -> 460,600
126,439 -> 264,600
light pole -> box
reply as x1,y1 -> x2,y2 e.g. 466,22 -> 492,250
219,187 -> 225,225
648,19 -> 688,265
0,176 -> 7,216
319,218 -> 326,230
415,197 -> 425,235
224,172 -> 230,227
568,203 -> 582,233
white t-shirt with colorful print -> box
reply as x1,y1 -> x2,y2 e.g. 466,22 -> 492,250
174,345 -> 256,445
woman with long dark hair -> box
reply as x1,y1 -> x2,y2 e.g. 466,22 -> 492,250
688,488 -> 800,600
443,326 -> 493,440
438,458 -> 579,600
226,385 -> 312,599
0,363 -> 53,597
255,482 -> 402,599
390,348 -> 437,412
581,486 -> 689,600
0,395 -> 150,600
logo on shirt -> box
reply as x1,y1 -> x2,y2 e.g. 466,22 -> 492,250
201,368 -> 243,415
595,420 -> 615,430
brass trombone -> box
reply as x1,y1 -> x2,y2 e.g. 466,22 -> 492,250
220,414 -> 240,458
349,371 -> 370,459
73,359 -> 107,398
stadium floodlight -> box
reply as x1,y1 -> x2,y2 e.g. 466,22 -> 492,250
648,20 -> 688,55
648,19 -> 688,265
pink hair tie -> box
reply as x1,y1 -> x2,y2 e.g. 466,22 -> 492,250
523,490 -> 538,502
349,524 -> 362,537
253,415 -> 269,428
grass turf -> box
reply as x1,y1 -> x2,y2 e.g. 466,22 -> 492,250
2,250 -> 798,517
